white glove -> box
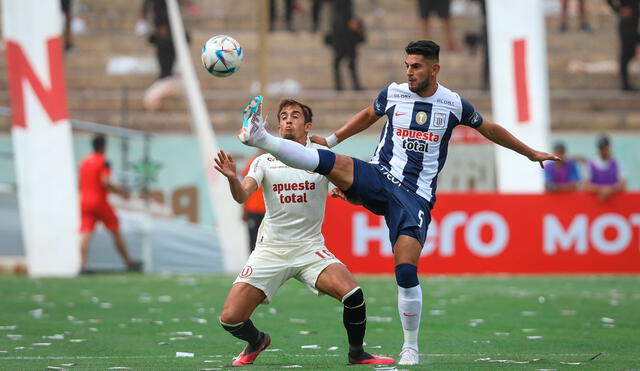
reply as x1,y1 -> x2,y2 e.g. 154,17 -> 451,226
134,19 -> 150,36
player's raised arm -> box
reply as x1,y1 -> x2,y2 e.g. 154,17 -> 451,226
475,120 -> 560,168
214,150 -> 258,203
310,104 -> 380,147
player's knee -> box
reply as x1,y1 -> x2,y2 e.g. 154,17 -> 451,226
219,316 -> 243,331
313,149 -> 336,175
342,286 -> 364,308
395,263 -> 419,288
219,310 -> 244,326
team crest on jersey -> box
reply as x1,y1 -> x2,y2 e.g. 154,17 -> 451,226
415,111 -> 428,125
432,112 -> 446,128
239,265 -> 253,278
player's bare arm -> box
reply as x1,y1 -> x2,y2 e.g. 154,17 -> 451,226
101,174 -> 129,198
475,120 -> 560,168
310,105 -> 380,146
214,150 -> 258,203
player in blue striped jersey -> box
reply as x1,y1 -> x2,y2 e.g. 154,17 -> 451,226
237,40 -> 559,365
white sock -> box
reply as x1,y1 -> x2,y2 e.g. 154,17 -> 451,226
398,285 -> 422,351
253,130 -> 319,172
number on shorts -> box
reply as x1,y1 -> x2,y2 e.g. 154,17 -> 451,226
418,210 -> 424,228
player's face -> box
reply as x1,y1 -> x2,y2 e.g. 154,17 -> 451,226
278,105 -> 311,143
405,54 -> 439,94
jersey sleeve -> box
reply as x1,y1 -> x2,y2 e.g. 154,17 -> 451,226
245,155 -> 266,185
460,98 -> 484,128
373,87 -> 388,116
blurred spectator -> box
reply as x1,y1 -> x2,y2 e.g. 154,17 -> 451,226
79,135 -> 142,274
417,0 -> 459,51
558,0 -> 592,33
585,135 -> 626,201
61,0 -> 74,53
310,0 -> 327,33
138,0 -> 189,80
544,142 -> 581,192
607,0 -> 639,91
270,0 -> 296,32
241,150 -> 267,253
466,0 -> 489,90
326,0 -> 365,90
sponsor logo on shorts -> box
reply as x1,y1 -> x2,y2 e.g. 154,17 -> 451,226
380,167 -> 402,187
239,265 -> 253,278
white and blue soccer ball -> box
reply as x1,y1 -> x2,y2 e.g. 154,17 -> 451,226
201,35 -> 243,77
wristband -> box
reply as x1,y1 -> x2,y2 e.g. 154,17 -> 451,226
325,133 -> 339,148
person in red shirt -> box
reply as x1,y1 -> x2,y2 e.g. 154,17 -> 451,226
78,135 -> 142,274
241,150 -> 267,253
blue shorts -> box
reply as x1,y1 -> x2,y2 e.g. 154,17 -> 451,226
344,158 -> 432,247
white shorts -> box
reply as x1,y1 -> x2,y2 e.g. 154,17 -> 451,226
233,242 -> 343,304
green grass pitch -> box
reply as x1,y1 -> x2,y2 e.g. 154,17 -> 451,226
0,274 -> 638,370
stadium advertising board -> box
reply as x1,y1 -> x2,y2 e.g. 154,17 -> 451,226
2,0 -> 80,276
487,0 -> 550,192
323,193 -> 640,274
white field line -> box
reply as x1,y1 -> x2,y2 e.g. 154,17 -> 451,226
0,353 -> 598,361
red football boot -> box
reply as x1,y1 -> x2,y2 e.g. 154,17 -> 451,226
231,333 -> 271,366
349,351 -> 395,365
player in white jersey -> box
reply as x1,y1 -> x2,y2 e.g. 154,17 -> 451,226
215,99 -> 394,366
237,41 -> 560,365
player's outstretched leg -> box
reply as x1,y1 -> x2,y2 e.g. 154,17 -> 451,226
236,96 -> 336,176
221,319 -> 271,366
342,287 -> 395,365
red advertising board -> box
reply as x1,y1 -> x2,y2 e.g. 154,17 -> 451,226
322,193 -> 640,274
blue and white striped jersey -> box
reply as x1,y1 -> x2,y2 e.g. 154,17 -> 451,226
370,82 -> 483,204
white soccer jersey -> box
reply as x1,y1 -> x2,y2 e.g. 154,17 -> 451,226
246,141 -> 331,246
370,82 -> 483,204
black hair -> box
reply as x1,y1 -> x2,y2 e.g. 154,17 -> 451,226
92,134 -> 106,152
405,40 -> 440,62
553,141 -> 566,152
597,135 -> 610,148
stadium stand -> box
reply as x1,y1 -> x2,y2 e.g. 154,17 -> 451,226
0,0 -> 638,134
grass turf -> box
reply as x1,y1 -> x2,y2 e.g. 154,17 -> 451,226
0,274 -> 638,370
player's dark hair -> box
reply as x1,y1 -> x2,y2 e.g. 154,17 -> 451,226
92,134 -> 106,152
597,135 -> 610,148
278,99 -> 313,124
405,40 -> 440,62
553,141 -> 566,152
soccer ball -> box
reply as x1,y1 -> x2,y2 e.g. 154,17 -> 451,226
201,35 -> 243,77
